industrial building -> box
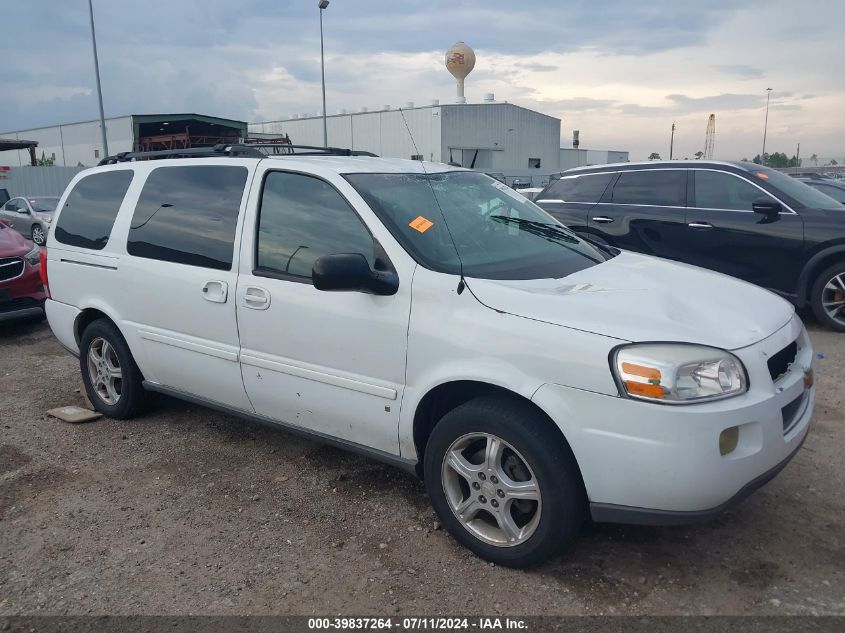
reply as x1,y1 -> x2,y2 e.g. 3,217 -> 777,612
0,114 -> 248,168
249,97 -> 564,180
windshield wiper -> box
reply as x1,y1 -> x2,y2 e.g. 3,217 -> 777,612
489,216 -> 604,263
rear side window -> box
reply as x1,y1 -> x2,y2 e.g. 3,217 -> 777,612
54,170 -> 133,250
692,170 -> 773,211
256,171 -> 374,280
611,170 -> 686,207
127,165 -> 248,270
544,173 -> 614,202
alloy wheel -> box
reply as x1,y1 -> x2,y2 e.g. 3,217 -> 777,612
822,272 -> 845,326
87,337 -> 122,405
441,432 -> 542,547
32,225 -> 45,245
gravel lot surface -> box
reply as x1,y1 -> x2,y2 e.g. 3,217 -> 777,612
1,314 -> 843,616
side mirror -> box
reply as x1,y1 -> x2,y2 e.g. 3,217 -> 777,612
312,253 -> 399,296
752,198 -> 781,215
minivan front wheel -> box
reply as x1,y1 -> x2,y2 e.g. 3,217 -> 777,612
424,396 -> 585,567
811,263 -> 845,332
79,319 -> 147,418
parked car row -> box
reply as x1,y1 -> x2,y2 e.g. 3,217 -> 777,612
536,161 -> 845,331
39,148 -> 814,567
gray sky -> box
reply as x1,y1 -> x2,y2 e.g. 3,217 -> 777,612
3,0 -> 843,161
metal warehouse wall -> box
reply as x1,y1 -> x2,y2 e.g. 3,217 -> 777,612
0,166 -> 85,197
559,148 -> 630,170
0,117 -> 133,168
250,107 -> 442,161
439,104 -> 560,171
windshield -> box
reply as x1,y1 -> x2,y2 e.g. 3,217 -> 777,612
748,167 -> 843,209
345,171 -> 611,280
29,197 -> 59,213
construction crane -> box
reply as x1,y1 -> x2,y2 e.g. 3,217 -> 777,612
704,114 -> 716,159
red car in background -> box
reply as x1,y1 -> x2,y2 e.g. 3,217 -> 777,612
0,218 -> 47,322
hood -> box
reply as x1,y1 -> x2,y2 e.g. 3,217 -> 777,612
0,223 -> 33,257
467,251 -> 794,350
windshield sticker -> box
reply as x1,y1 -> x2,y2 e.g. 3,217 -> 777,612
409,215 -> 434,233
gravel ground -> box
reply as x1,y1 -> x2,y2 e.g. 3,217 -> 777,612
0,313 -> 843,616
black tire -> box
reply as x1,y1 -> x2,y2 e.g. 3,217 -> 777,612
31,223 -> 45,245
79,318 -> 147,418
424,395 -> 586,568
810,262 -> 845,332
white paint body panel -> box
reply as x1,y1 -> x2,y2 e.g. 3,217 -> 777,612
45,155 -> 815,518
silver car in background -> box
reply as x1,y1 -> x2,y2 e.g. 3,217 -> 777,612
0,196 -> 59,245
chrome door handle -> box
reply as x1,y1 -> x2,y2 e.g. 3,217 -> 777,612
242,286 -> 270,310
201,280 -> 228,303
592,216 -> 614,224
688,222 -> 713,229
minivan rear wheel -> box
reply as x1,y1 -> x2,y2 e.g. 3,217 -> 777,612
79,319 -> 147,418
811,262 -> 845,332
423,396 -> 585,567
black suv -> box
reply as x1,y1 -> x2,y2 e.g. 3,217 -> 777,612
536,161 -> 845,331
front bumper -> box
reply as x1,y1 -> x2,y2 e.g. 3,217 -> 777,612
0,261 -> 47,322
532,314 -> 813,523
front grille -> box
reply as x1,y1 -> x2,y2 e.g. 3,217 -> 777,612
768,340 -> 798,382
0,256 -> 24,282
781,392 -> 807,435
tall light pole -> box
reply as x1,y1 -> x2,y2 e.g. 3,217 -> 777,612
669,121 -> 675,160
761,87 -> 773,160
318,0 -> 330,148
88,0 -> 109,157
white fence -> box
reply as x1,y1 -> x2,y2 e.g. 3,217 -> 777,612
0,166 -> 85,197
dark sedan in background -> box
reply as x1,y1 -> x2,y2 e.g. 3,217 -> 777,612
536,160 -> 845,331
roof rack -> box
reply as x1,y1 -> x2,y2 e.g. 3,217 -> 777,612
98,143 -> 378,165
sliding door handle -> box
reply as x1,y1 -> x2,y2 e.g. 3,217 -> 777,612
688,222 -> 713,229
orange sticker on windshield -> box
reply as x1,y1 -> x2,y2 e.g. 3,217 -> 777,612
409,215 -> 434,233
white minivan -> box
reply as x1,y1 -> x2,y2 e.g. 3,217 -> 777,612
44,146 -> 814,567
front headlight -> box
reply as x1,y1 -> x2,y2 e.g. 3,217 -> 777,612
612,343 -> 747,404
24,244 -> 41,266
41,215 -> 52,223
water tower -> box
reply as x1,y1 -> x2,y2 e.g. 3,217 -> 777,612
445,41 -> 475,104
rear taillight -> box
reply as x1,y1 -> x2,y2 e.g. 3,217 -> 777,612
39,248 -> 50,298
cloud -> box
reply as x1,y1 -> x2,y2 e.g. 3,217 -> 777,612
665,93 -> 765,111
714,64 -> 766,79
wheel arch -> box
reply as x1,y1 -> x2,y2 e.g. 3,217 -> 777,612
411,380 -> 582,485
74,305 -> 121,347
798,245 -> 845,303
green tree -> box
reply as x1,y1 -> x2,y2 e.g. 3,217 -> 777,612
36,152 -> 54,166
648,152 -> 661,161
829,159 -> 839,166
810,153 -> 818,166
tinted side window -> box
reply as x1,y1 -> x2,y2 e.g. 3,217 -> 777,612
127,166 -> 247,270
545,173 -> 614,202
693,170 -> 772,211
256,172 -> 374,280
811,183 -> 845,204
611,170 -> 686,207
54,171 -> 133,250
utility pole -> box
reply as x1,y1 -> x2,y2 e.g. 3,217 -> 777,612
669,122 -> 675,160
796,142 -> 800,167
761,87 -> 773,160
318,0 -> 330,148
88,0 -> 109,157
